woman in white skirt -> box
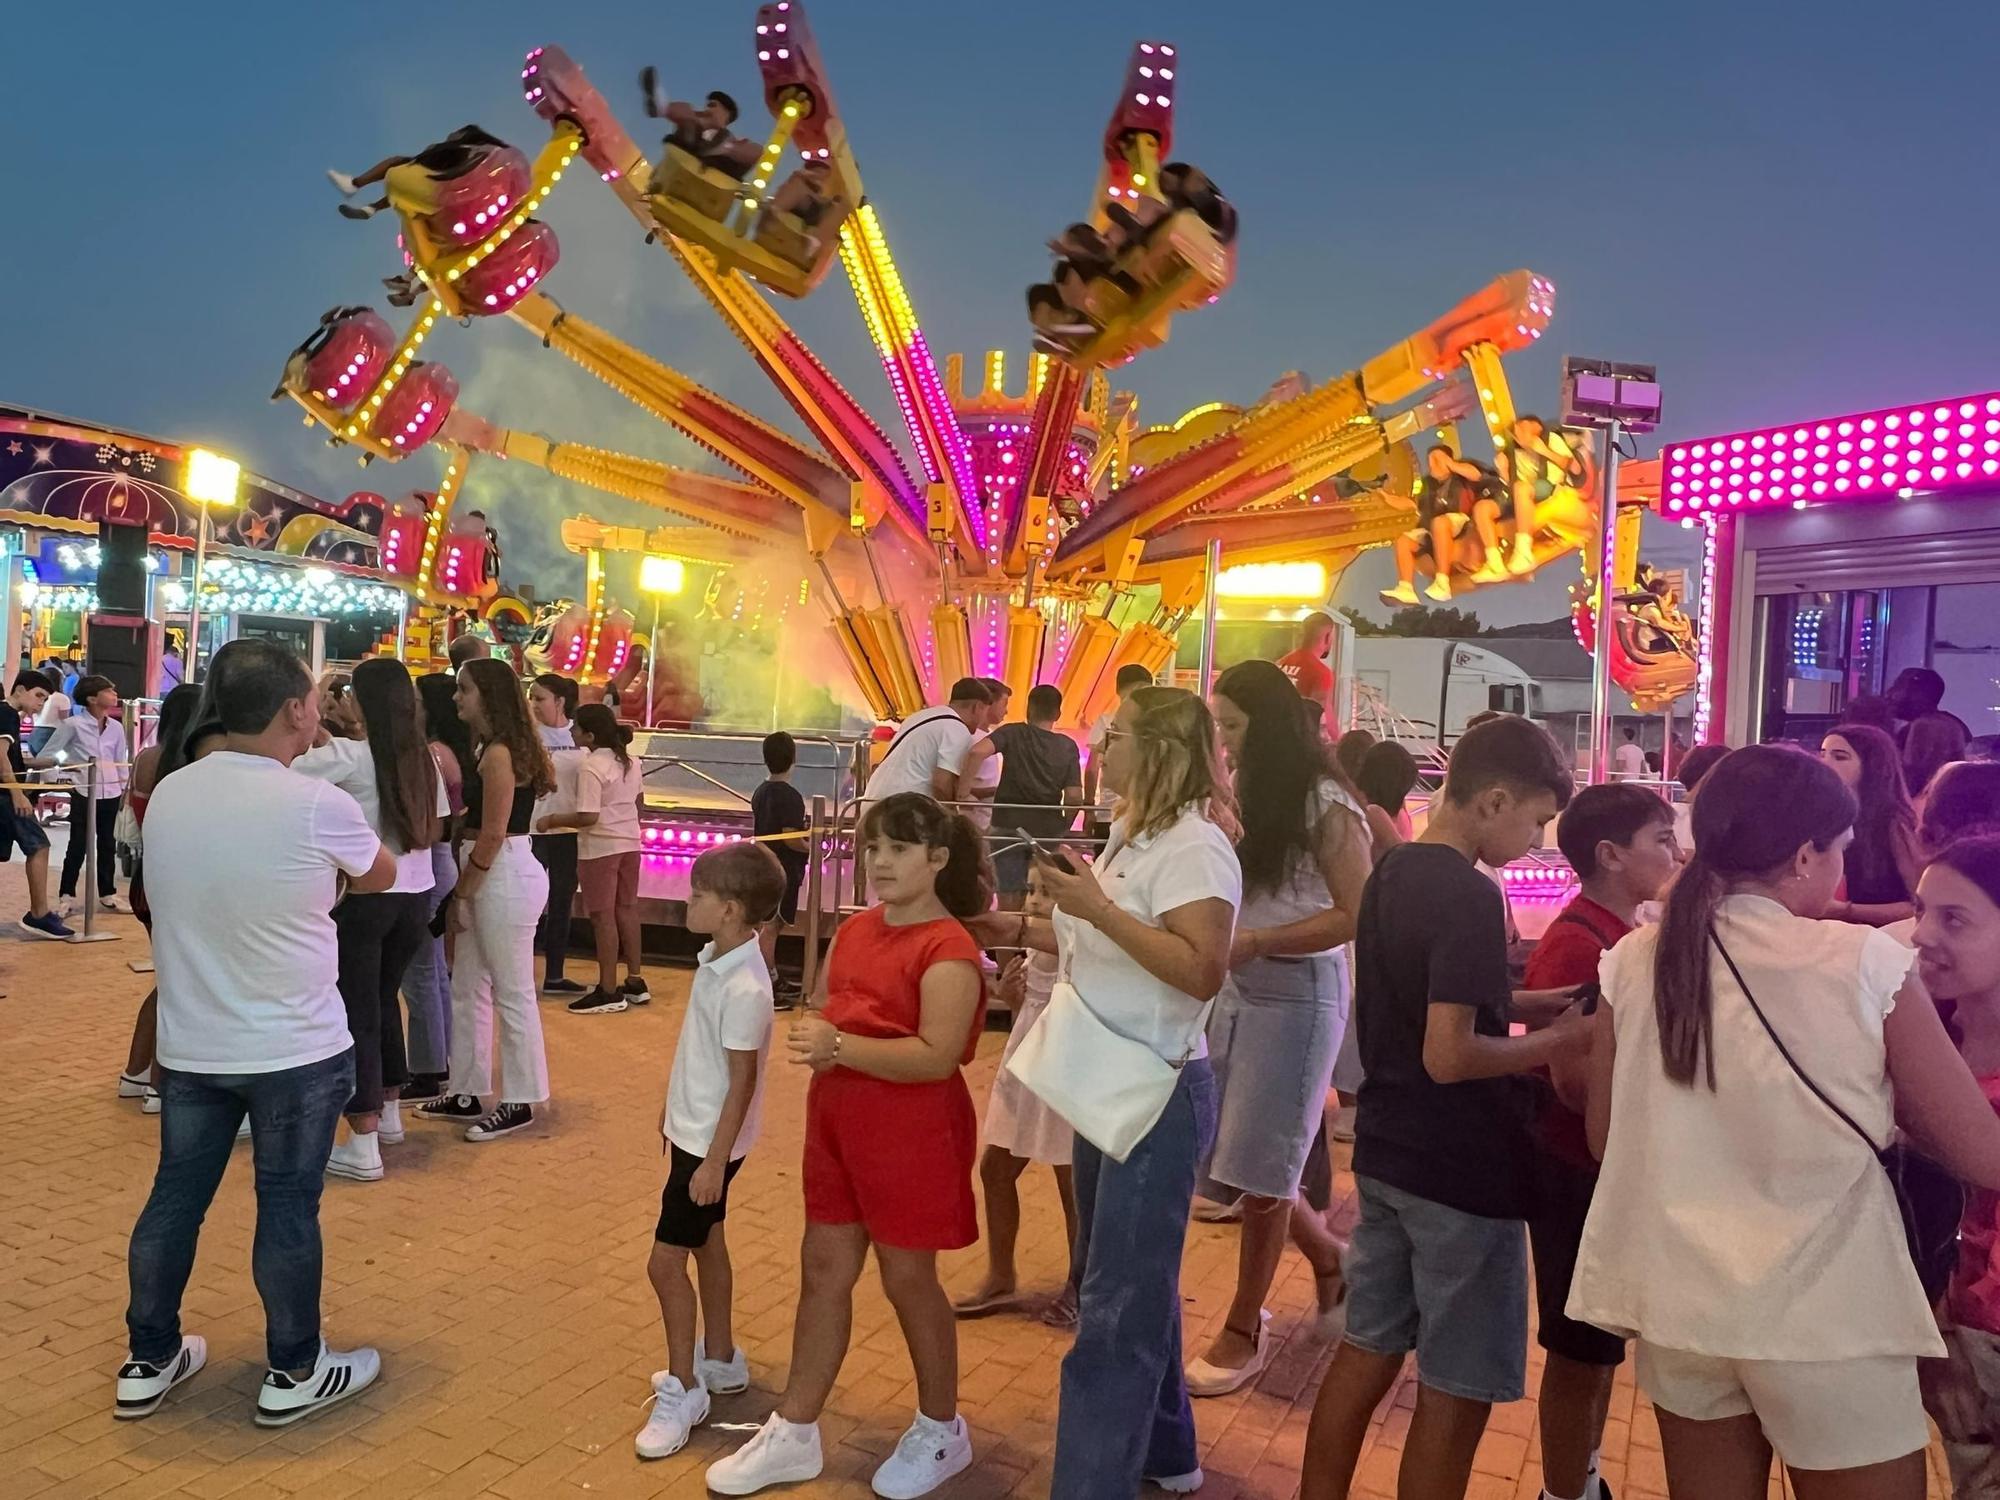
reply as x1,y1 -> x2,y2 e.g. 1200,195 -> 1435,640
956,862 -> 1081,1325
1188,659 -> 1372,1397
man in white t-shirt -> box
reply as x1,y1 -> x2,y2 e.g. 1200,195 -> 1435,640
119,639 -> 397,1431
1613,726 -> 1648,780
863,677 -> 990,804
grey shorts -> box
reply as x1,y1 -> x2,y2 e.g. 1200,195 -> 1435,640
1343,1175 -> 1529,1403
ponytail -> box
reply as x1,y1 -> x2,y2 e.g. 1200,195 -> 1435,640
1654,744 -> 1857,1090
572,703 -> 632,770
859,791 -> 995,919
1652,851 -> 1726,1087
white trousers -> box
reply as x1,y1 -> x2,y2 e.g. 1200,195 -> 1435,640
447,838 -> 551,1105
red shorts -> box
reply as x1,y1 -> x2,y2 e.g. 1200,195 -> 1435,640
802,1068 -> 978,1250
577,850 -> 640,916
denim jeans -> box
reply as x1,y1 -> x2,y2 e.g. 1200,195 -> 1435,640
126,1048 -> 354,1373
402,842 -> 457,1077
1053,1057 -> 1218,1498
531,831 -> 578,983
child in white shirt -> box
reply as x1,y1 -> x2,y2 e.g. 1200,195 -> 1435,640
635,840 -> 790,1462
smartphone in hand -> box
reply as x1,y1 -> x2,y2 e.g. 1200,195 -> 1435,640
1022,834 -> 1078,875
1570,979 -> 1602,1016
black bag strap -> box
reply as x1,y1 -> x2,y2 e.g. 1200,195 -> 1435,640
1554,901 -> 1626,953
874,708 -> 960,778
1709,927 -> 1885,1155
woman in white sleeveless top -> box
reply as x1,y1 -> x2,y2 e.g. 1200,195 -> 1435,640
1572,745 -> 2000,1497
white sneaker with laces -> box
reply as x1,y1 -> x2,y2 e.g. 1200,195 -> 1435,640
635,1371 -> 710,1459
142,1088 -> 161,1115
1424,576 -> 1453,602
696,1337 -> 749,1394
325,1131 -> 383,1182
114,1333 -> 206,1420
707,1411 -> 825,1494
378,1100 -> 405,1145
254,1341 -> 381,1426
1378,582 -> 1419,607
871,1412 -> 972,1499
118,1071 -> 151,1099
1509,535 -> 1537,573
1472,555 -> 1510,583
328,169 -> 358,195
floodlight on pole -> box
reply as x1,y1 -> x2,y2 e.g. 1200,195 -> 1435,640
637,555 -> 685,727
181,449 -> 243,681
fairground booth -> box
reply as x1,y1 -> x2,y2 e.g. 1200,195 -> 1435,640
1660,388 -> 2000,745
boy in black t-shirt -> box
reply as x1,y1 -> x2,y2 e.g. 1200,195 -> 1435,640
750,732 -> 808,1006
1302,715 -> 1591,1500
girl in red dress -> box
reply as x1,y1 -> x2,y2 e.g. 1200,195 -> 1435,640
705,792 -> 991,1499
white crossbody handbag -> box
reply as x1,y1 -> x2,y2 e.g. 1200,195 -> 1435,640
1001,837 -> 1211,1162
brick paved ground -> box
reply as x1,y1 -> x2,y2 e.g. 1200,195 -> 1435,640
0,856 -> 1952,1498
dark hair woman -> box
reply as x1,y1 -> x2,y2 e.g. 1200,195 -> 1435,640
1190,660 -> 1371,1392
535,703 -> 651,1013
1820,723 -> 1922,924
1570,746 -> 2000,1497
294,658 -> 445,1180
966,685 -> 1239,1497
417,658 -> 556,1142
117,684 -> 207,1113
401,672 -> 471,1098
1904,710 -> 1970,806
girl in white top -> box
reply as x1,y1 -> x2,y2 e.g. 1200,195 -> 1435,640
1572,744 -> 2000,1495
1188,659 -> 1370,1397
970,685 -> 1241,1498
293,659 -> 446,1181
956,861 -> 1079,1326
536,703 -> 648,1012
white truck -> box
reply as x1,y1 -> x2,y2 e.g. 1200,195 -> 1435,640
1343,637 -> 1542,751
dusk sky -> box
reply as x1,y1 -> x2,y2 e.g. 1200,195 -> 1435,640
9,1 -> 1999,626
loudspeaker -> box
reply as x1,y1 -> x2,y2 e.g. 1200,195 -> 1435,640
97,520 -> 149,615
86,615 -> 158,702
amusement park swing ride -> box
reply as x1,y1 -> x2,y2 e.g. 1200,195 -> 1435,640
274,1 -> 1698,730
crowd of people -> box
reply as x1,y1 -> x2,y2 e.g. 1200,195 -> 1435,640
43,616 -> 2000,1499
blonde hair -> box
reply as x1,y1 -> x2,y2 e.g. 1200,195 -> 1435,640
1116,685 -> 1238,842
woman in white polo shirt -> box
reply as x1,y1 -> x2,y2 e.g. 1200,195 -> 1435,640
975,685 -> 1240,1498
1572,745 -> 2000,1496
294,659 -> 448,1183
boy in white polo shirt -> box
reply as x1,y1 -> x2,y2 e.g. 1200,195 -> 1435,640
635,840 -> 789,1460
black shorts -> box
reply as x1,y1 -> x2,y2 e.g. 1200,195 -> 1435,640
655,1143 -> 746,1248
1527,1151 -> 1627,1367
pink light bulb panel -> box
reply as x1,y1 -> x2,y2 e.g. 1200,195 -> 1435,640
1663,390 -> 2000,518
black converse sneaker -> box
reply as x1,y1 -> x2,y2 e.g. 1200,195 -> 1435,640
566,987 -> 627,1015
254,1341 -> 381,1427
114,1334 -> 206,1420
414,1093 -> 483,1121
466,1102 -> 536,1142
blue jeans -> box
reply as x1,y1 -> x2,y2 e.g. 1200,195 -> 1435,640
1053,1057 -> 1218,1498
402,843 -> 456,1077
126,1048 -> 354,1373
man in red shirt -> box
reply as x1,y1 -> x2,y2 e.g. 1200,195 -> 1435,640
1523,783 -> 1683,1500
1277,611 -> 1336,721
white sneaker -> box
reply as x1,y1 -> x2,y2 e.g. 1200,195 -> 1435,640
142,1088 -> 161,1116
707,1412 -> 825,1494
328,169 -> 358,196
1149,1471 -> 1205,1494
635,1372 -> 710,1459
254,1341 -> 381,1426
99,894 -> 128,913
696,1337 -> 749,1394
114,1334 -> 206,1420
118,1071 -> 151,1099
1471,555 -> 1510,583
325,1131 -> 383,1182
378,1100 -> 405,1145
1508,536 -> 1536,574
871,1412 -> 973,1498
1378,582 -> 1419,607
1424,576 -> 1453,602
